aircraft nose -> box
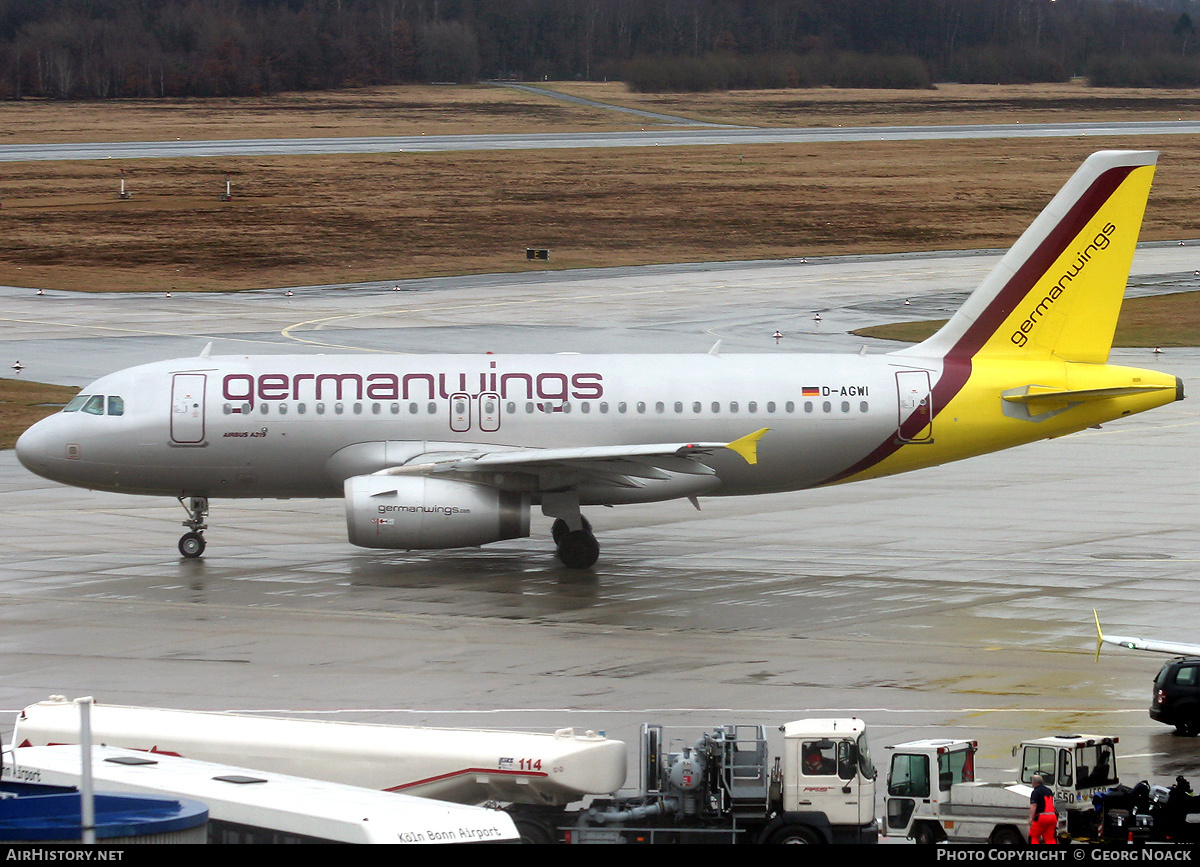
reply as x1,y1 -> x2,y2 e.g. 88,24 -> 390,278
15,418 -> 57,478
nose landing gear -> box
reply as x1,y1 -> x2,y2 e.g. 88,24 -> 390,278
177,496 -> 209,559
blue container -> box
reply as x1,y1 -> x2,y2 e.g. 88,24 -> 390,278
0,781 -> 208,843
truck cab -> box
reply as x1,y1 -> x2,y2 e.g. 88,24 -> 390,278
884,734 -> 1119,844
884,738 -> 983,844
1015,734 -> 1118,834
776,718 -> 877,842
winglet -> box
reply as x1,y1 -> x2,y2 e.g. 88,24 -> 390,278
725,428 -> 769,465
1094,609 -> 1104,663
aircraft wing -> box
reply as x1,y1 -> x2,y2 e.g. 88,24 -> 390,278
1094,610 -> 1200,657
377,428 -> 769,491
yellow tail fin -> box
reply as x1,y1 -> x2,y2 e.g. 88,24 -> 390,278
903,151 -> 1157,363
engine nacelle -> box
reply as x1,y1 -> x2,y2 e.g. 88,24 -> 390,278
345,475 -> 530,550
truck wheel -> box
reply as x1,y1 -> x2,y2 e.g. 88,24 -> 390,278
991,827 -> 1025,846
768,825 -> 820,844
512,817 -> 556,845
912,822 -> 942,845
1176,721 -> 1200,737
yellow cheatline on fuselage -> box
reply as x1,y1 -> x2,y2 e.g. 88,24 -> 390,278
834,151 -> 1180,486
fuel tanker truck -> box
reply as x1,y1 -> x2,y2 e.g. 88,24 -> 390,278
13,697 -> 878,844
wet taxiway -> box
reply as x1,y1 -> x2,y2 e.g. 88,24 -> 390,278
2,245 -> 1200,792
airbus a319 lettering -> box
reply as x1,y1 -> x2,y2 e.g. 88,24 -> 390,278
15,151 -> 1183,568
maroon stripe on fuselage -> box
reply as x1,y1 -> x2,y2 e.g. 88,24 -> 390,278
818,165 -> 1135,486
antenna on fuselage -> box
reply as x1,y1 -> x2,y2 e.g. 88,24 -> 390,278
199,342 -> 212,358
708,340 -> 722,356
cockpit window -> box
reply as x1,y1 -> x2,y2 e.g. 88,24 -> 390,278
62,394 -> 125,416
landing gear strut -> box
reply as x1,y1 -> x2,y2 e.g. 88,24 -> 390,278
544,492 -> 599,569
177,496 -> 209,559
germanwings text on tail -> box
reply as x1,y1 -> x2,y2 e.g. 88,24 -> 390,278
15,151 -> 1183,568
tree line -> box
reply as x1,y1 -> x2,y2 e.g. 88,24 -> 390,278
1,0 -> 1199,99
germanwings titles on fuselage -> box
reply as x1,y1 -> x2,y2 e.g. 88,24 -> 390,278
15,151 -> 1183,568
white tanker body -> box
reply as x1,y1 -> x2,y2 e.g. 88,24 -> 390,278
12,697 -> 625,807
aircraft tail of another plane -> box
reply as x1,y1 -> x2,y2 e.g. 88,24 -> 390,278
900,150 -> 1158,364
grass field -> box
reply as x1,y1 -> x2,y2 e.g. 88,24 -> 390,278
854,291 -> 1200,346
2,81 -> 1200,293
1,379 -> 80,449
3,81 -> 1199,446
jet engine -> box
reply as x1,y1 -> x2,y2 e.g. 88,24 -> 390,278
344,475 -> 530,550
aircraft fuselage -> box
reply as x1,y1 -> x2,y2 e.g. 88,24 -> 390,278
16,350 -> 1179,505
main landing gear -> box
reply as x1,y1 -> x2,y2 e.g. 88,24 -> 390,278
550,515 -> 599,569
177,496 -> 209,559
543,493 -> 600,569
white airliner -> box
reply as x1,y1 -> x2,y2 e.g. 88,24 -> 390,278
15,150 -> 1183,568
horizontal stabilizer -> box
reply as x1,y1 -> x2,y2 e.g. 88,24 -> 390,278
1003,383 -> 1175,406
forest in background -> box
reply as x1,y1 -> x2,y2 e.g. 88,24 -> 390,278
3,0 -> 1200,98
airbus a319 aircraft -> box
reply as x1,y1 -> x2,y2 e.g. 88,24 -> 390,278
15,150 -> 1183,568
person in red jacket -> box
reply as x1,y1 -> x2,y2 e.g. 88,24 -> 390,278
1028,774 -> 1057,844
